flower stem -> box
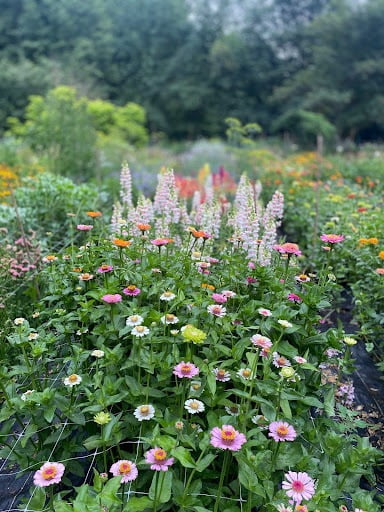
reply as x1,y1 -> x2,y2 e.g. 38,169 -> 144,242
213,450 -> 230,512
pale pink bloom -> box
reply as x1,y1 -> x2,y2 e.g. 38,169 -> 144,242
268,421 -> 297,442
151,238 -> 171,246
295,274 -> 310,283
145,448 -> 174,471
101,294 -> 122,303
123,285 -> 141,296
273,352 -> 291,368
294,356 -> 307,364
110,460 -> 138,482
320,234 -> 345,244
211,293 -> 227,304
173,361 -> 199,379
273,243 -> 302,256
221,290 -> 236,298
282,471 -> 315,503
276,505 -> 293,512
77,224 -> 93,231
251,334 -> 272,349
213,368 -> 231,382
210,425 -> 246,451
248,262 -> 256,269
33,462 -> 65,487
97,265 -> 113,273
207,304 -> 227,317
258,307 -> 272,317
207,257 -> 219,263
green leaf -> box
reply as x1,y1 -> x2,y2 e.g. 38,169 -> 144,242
29,487 -> 47,511
172,447 -> 196,469
149,471 -> 173,503
280,398 -> 292,419
324,386 -> 335,416
238,462 -> 265,497
123,497 -> 152,511
206,371 -> 216,397
195,453 -> 216,472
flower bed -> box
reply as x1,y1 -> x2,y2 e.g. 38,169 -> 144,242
0,167 -> 381,512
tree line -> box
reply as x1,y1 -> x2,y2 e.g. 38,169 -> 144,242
0,0 -> 383,143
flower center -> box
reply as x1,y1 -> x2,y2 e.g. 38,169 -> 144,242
217,369 -> 226,377
242,369 -> 251,378
190,401 -> 199,410
277,425 -> 289,436
68,374 -> 78,383
221,429 -> 236,441
135,326 -> 145,332
127,285 -> 136,291
140,406 -> 149,414
292,480 -> 305,492
166,314 -> 174,321
181,365 -> 192,374
119,462 -> 131,474
41,466 -> 57,480
164,292 -> 172,297
131,315 -> 138,322
101,265 -> 109,270
154,449 -> 167,461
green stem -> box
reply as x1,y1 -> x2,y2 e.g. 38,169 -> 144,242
181,445 -> 208,504
153,472 -> 159,512
213,451 -> 230,512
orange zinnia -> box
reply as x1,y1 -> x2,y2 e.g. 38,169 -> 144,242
113,238 -> 131,247
86,211 -> 102,218
137,224 -> 151,231
378,251 -> 384,260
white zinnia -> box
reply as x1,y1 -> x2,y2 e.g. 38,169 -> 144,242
91,350 -> 105,358
64,374 -> 82,387
184,399 -> 205,414
131,325 -> 149,337
161,314 -> 179,324
160,291 -> 176,301
278,319 -> 293,328
126,314 -> 144,327
133,404 -> 155,421
14,318 -> 26,325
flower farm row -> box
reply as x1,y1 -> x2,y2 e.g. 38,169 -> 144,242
0,160 -> 383,512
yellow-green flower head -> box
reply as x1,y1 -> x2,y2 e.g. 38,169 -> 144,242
343,336 -> 357,346
280,366 -> 296,379
93,411 -> 112,425
181,325 -> 207,344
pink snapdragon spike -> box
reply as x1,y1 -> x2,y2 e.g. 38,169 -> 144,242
110,460 -> 138,482
123,285 -> 141,296
210,425 -> 246,451
97,264 -> 114,273
173,361 -> 199,379
268,421 -> 297,442
282,471 -> 315,504
77,224 -> 93,231
273,243 -> 302,257
320,234 -> 345,244
33,462 -> 65,487
101,294 -> 122,304
288,293 -> 302,303
145,448 -> 174,471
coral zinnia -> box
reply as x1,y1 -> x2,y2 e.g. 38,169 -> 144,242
145,448 -> 174,471
110,460 -> 138,482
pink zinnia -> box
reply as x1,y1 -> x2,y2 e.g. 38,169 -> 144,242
33,462 -> 65,487
251,334 -> 272,349
273,243 -> 302,257
320,234 -> 345,244
97,264 -> 113,273
273,352 -> 291,368
145,448 -> 174,471
268,421 -> 297,442
213,368 -> 231,382
287,293 -> 302,303
123,285 -> 141,296
211,293 -> 227,304
151,238 -> 171,246
101,294 -> 122,303
110,460 -> 138,482
210,425 -> 246,451
173,361 -> 199,379
282,471 -> 315,503
258,307 -> 272,317
207,304 -> 226,317
77,224 -> 93,231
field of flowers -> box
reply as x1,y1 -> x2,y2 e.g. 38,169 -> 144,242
0,157 -> 383,512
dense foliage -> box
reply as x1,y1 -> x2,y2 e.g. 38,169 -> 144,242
1,0 -> 384,141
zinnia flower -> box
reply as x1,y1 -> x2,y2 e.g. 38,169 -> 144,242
320,234 -> 344,244
276,505 -> 293,512
42,255 -> 58,263
91,349 -> 105,358
113,238 -> 131,247
137,223 -> 151,231
97,264 -> 113,273
131,325 -> 149,337
145,448 -> 174,471
268,421 -> 297,442
28,332 -> 39,340
273,243 -> 302,256
133,404 -> 155,421
126,315 -> 144,326
225,405 -> 240,416
375,268 -> 384,275
258,307 -> 272,317
278,319 -> 293,328
64,374 -> 82,387
123,285 -> 141,296
173,361 -> 199,379
94,412 -> 112,425
210,425 -> 246,451
151,238 -> 173,246
21,390 -> 35,401
273,353 -> 291,368
237,368 -> 254,380
207,304 -> 226,317
79,273 -> 94,281
161,314 -> 179,324
77,224 -> 93,231
295,274 -> 310,283
294,356 -> 307,364
213,368 -> 231,382
181,325 -> 206,344
110,460 -> 138,482
211,293 -> 227,304
86,211 -> 102,218
184,399 -> 205,414
282,471 -> 315,503
251,334 -> 272,349
101,294 -> 122,303
160,291 -> 176,301
221,290 -> 236,298
33,462 -> 65,487
14,317 -> 26,325
287,293 -> 302,303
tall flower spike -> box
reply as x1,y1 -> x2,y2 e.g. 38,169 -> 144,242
120,162 -> 133,210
